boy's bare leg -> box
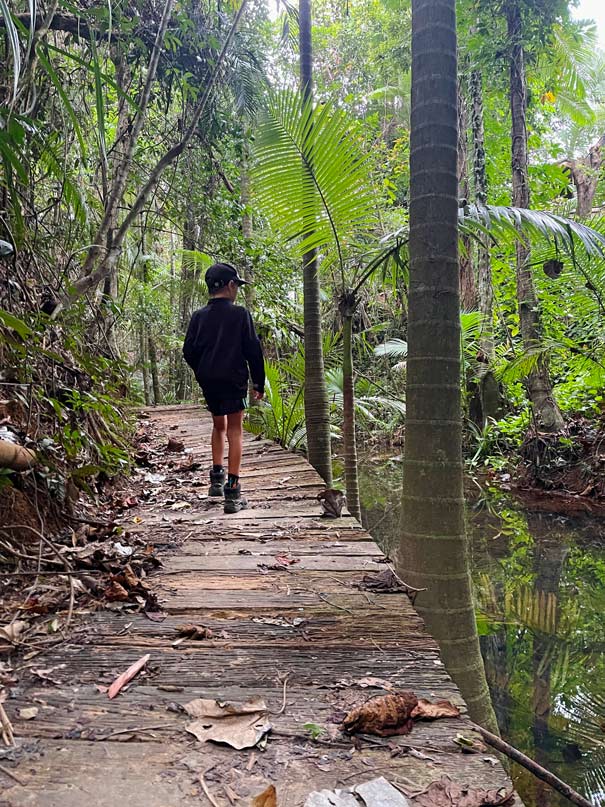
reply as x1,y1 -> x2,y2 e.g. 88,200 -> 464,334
226,410 -> 245,478
211,415 -> 227,467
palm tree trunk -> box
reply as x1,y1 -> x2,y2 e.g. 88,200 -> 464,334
340,293 -> 361,522
470,69 -> 504,423
299,0 -> 333,485
507,2 -> 564,432
397,0 -> 496,730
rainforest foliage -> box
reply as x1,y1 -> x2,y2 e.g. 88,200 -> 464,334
1,0 -> 605,497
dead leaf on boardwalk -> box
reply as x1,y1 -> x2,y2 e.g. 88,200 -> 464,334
175,624 -> 213,640
184,697 -> 271,750
343,692 -> 459,737
251,784 -> 277,806
343,692 -> 418,737
166,437 -> 185,453
17,706 -> 38,720
0,620 -> 28,647
107,653 -> 150,699
412,698 -> 460,720
273,554 -> 300,567
414,775 -> 514,807
104,580 -> 130,602
356,569 -> 408,594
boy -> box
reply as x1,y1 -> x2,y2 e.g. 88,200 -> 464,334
183,262 -> 265,513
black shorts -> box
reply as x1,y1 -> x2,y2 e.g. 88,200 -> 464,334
204,396 -> 246,416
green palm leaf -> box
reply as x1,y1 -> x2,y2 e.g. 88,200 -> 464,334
252,89 -> 377,267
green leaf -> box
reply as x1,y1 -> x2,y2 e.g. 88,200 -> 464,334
37,45 -> 87,158
0,308 -> 33,338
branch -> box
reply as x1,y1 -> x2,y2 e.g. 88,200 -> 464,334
63,0 -> 249,305
474,724 -> 593,807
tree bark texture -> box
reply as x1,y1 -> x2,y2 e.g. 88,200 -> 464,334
299,0 -> 333,485
507,2 -> 564,432
340,295 -> 361,522
397,0 -> 497,730
562,134 -> 605,218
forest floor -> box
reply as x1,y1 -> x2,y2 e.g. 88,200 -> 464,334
0,406 -> 520,806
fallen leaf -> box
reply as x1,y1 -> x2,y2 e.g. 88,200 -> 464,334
251,784 -> 277,807
356,569 -> 408,594
413,775 -> 514,807
175,624 -> 213,640
342,692 -> 418,737
273,554 -> 300,567
166,437 -> 185,452
170,501 -> 191,510
107,653 -> 150,699
0,620 -> 28,645
411,698 -> 460,720
104,580 -> 130,602
17,706 -> 38,720
184,697 -> 271,750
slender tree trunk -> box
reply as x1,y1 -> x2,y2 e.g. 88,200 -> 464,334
397,0 -> 496,730
299,0 -> 332,485
176,190 -> 197,402
140,327 -> 151,406
470,69 -> 504,423
507,2 -> 564,432
458,77 -> 477,311
240,134 -> 261,409
149,336 -> 161,404
340,293 -> 361,522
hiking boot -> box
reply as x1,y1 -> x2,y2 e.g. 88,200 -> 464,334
208,467 -> 226,497
224,483 -> 248,514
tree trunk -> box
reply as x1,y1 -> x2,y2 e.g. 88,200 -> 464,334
299,0 -> 333,486
175,197 -> 197,402
458,77 -> 477,311
149,335 -> 161,405
562,133 -> 605,218
340,294 -> 361,522
140,326 -> 151,406
397,0 -> 497,731
507,2 -> 564,433
470,69 -> 504,423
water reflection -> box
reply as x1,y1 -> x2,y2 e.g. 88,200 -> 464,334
359,457 -> 605,807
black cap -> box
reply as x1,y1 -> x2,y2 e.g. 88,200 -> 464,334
205,262 -> 248,291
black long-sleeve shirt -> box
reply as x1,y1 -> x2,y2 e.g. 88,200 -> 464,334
182,298 -> 265,398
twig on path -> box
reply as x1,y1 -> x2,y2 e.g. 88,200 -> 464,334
103,723 -> 172,739
200,773 -> 222,807
0,762 -> 25,785
317,593 -> 354,614
473,723 -> 593,807
270,674 -> 289,716
0,702 -> 15,746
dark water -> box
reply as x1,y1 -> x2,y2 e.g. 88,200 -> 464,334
357,455 -> 605,807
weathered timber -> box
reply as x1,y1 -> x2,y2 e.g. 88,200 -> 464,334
1,406 -> 521,805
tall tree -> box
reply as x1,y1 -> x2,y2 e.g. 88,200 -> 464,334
299,0 -> 333,485
507,0 -> 564,432
397,0 -> 496,728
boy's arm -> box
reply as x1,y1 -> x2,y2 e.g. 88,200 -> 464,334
182,313 -> 199,369
242,311 -> 265,394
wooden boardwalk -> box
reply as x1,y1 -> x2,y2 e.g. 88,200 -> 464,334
1,406 -> 519,806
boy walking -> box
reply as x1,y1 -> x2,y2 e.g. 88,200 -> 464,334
183,262 -> 265,513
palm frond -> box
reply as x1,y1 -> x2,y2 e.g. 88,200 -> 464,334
252,89 -> 377,266
460,204 -> 605,257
